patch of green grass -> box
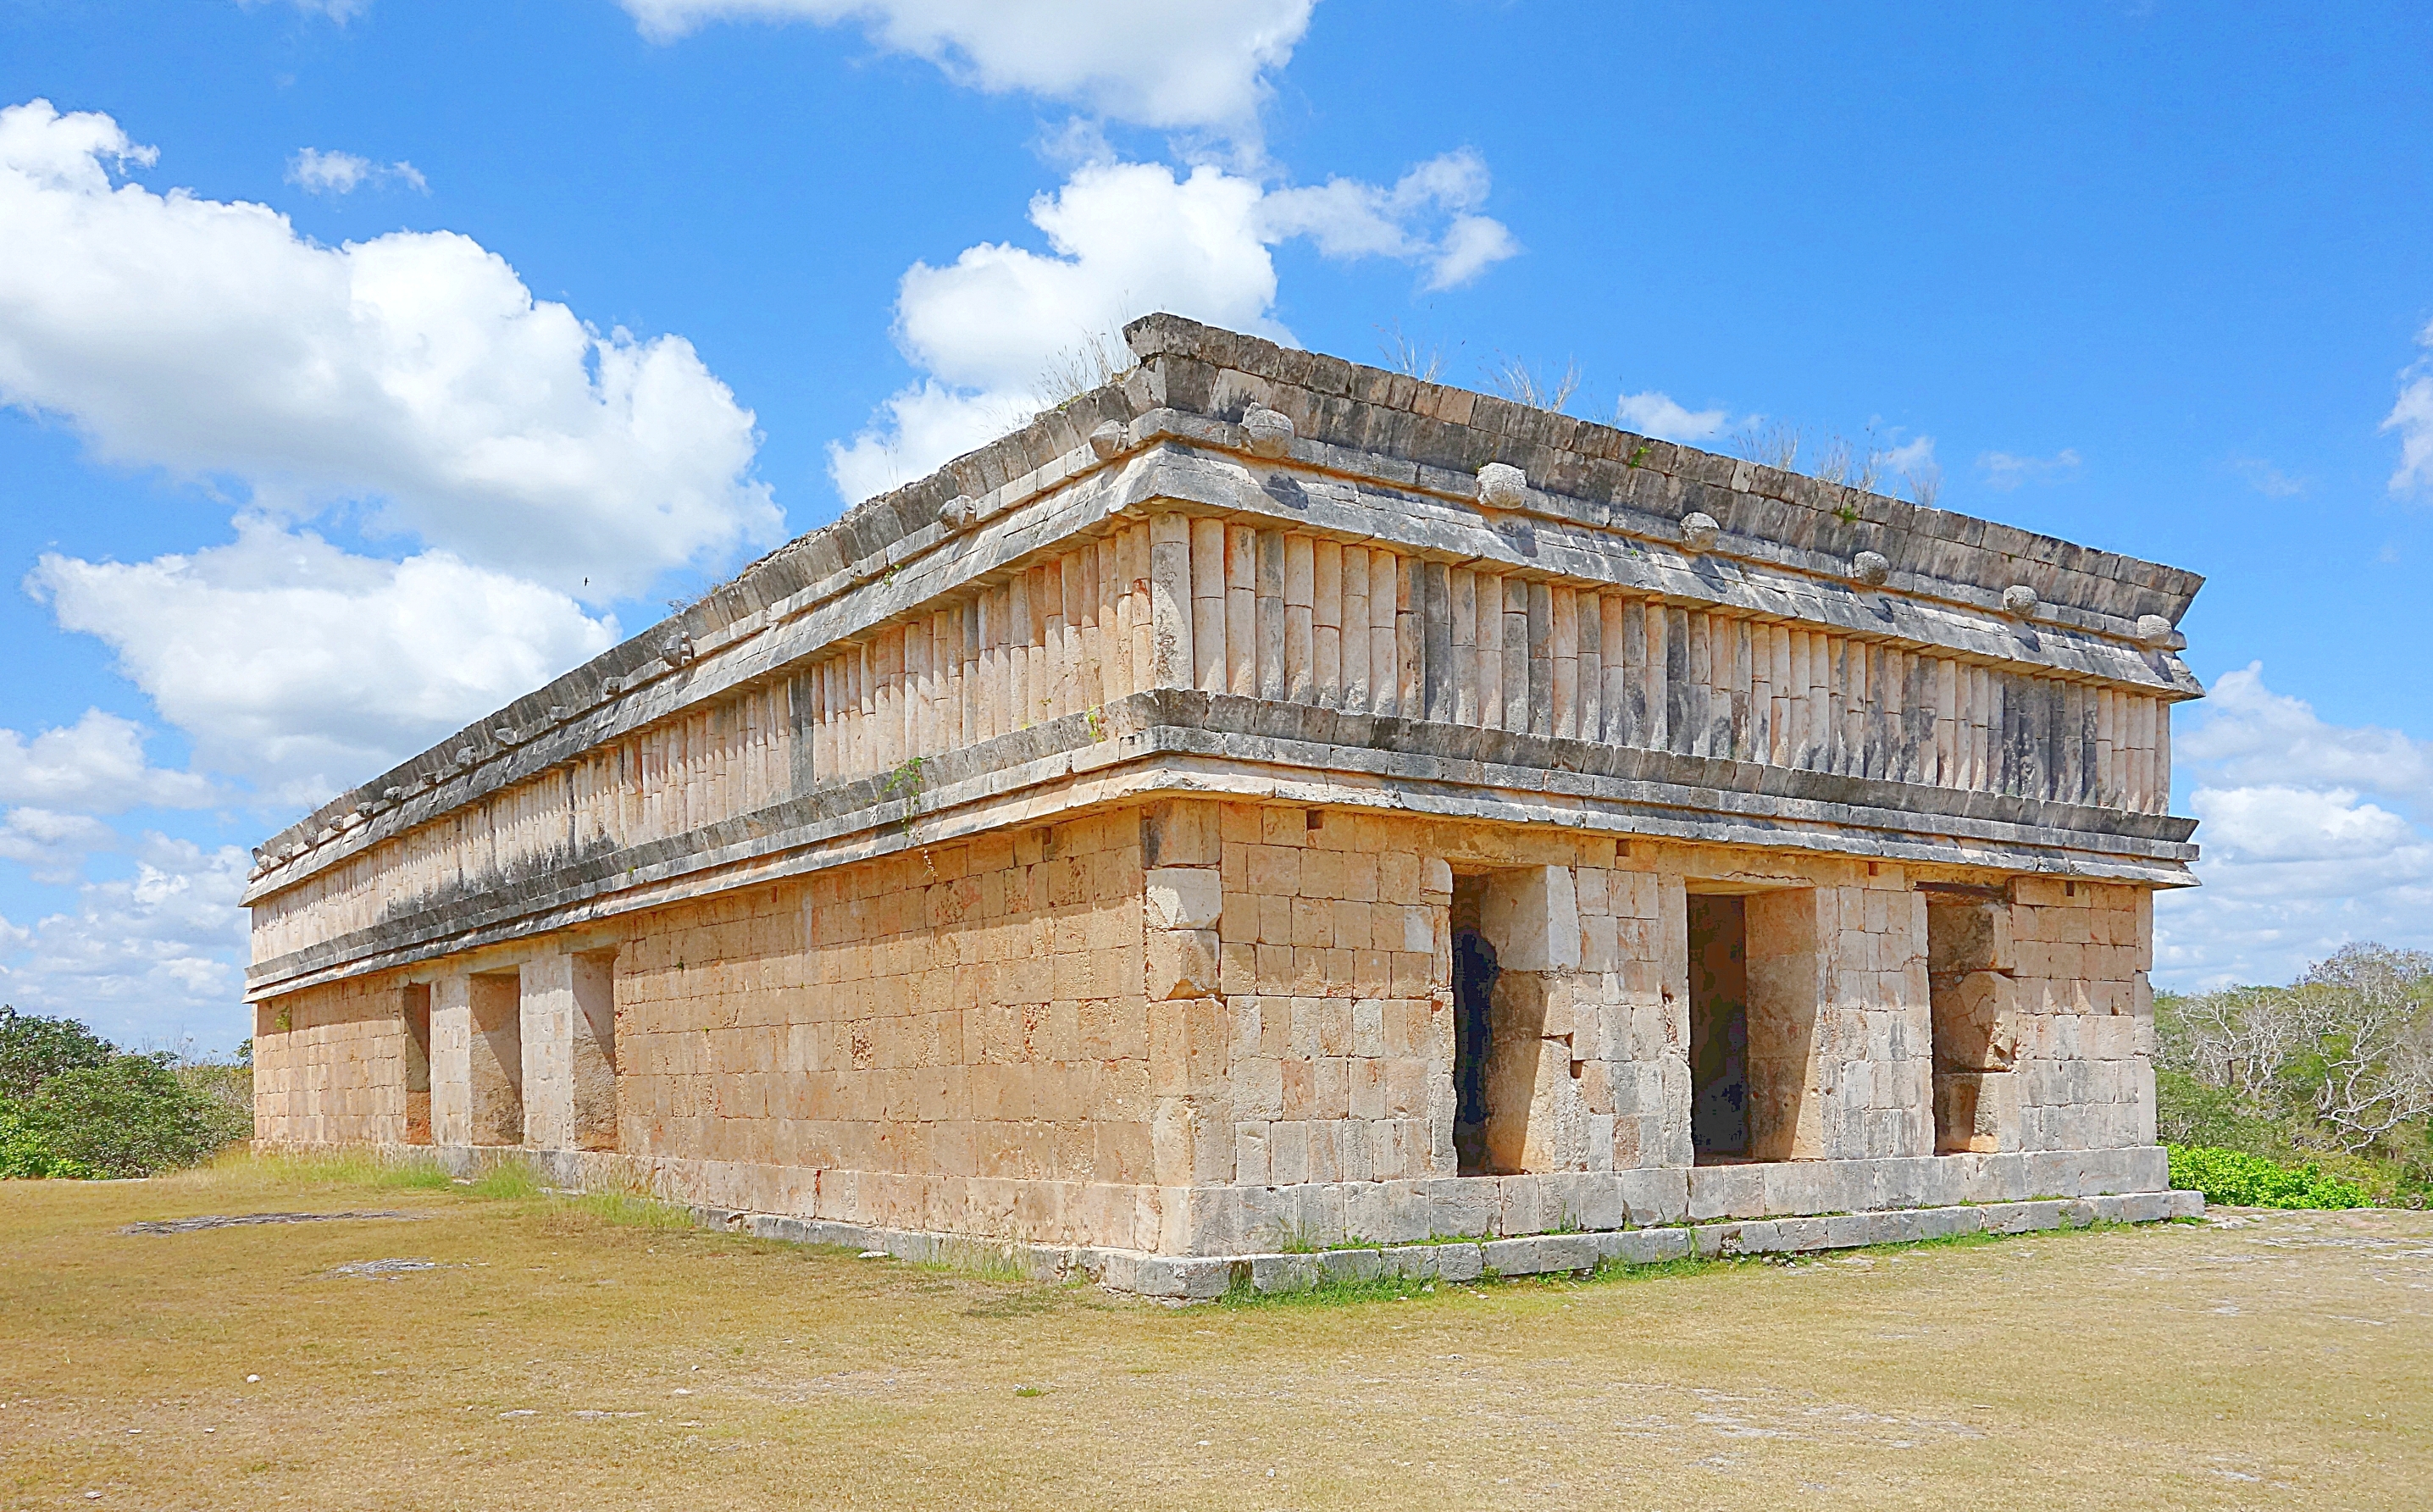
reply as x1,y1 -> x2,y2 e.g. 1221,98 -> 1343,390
229,1149 -> 455,1191
549,1190 -> 696,1231
1586,1252 -> 1737,1284
1856,1227 -> 2015,1257
1219,1269 -> 1451,1309
464,1157 -> 543,1200
912,1238 -> 1037,1284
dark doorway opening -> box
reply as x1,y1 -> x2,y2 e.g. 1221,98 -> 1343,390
402,983 -> 433,1145
1450,875 -> 1499,1177
1688,894 -> 1749,1160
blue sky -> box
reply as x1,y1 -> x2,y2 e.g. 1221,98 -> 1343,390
5,0 -> 2432,1051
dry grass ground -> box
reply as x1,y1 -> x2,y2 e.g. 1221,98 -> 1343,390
3,1155 -> 2429,1510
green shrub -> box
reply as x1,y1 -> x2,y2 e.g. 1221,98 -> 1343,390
2168,1144 -> 2371,1210
0,1009 -> 256,1180
8,1055 -> 241,1178
2153,1068 -> 2285,1153
0,1105 -> 101,1179
173,1061 -> 256,1150
0,1006 -> 117,1100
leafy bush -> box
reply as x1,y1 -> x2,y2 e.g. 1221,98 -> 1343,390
0,1006 -> 117,1100
9,1056 -> 241,1178
174,1061 -> 256,1148
0,1105 -> 100,1179
0,1006 -> 253,1179
2168,1144 -> 2370,1210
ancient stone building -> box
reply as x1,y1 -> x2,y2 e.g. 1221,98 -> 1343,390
247,315 -> 2205,1293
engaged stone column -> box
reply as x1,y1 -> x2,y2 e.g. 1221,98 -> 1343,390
1147,514 -> 1194,690
1476,864 -> 1585,1175
518,950 -> 620,1153
1142,800 -> 1230,1199
1927,895 -> 2022,1153
430,976 -> 473,1146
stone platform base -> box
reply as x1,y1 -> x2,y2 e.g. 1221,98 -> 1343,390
279,1140 -> 2199,1298
703,1188 -> 2203,1299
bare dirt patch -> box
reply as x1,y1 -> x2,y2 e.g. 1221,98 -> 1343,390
3,1160 -> 2428,1509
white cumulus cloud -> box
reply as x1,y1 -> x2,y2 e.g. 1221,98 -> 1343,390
2157,664 -> 2433,989
1977,446 -> 2082,490
2175,663 -> 2433,803
830,154 -> 1520,501
897,163 -> 1283,396
2382,317 -> 2433,496
286,147 -> 427,196
0,709 -> 217,812
1261,150 -> 1521,291
30,522 -> 618,802
1613,391 -> 1733,444
0,834 -> 253,1050
0,98 -> 778,601
620,0 -> 1315,136
0,809 -> 124,887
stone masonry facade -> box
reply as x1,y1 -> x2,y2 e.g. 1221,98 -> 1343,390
247,316 -> 2205,1288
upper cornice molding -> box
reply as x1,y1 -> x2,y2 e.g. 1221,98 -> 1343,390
249,315 -> 2205,891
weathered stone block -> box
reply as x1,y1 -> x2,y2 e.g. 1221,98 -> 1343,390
1686,1162 -> 1766,1221
1145,929 -> 1221,1001
1596,1227 -> 1691,1266
1480,865 -> 1580,972
1927,899 -> 2014,974
1932,970 -> 2020,1072
1425,1177 -> 1496,1238
1146,866 -> 1223,930
1935,1070 -> 2020,1154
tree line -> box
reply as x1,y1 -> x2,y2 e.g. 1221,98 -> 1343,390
0,1005 -> 253,1178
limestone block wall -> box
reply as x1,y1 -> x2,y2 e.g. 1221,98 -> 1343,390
252,972 -> 414,1145
1927,879 -> 2154,1154
612,807 -> 1156,1247
249,799 -> 2165,1253
1470,862 -> 1692,1176
2010,879 -> 2156,1151
1743,887 -> 1934,1162
1200,800 -> 1452,1194
1190,803 -> 1947,1189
